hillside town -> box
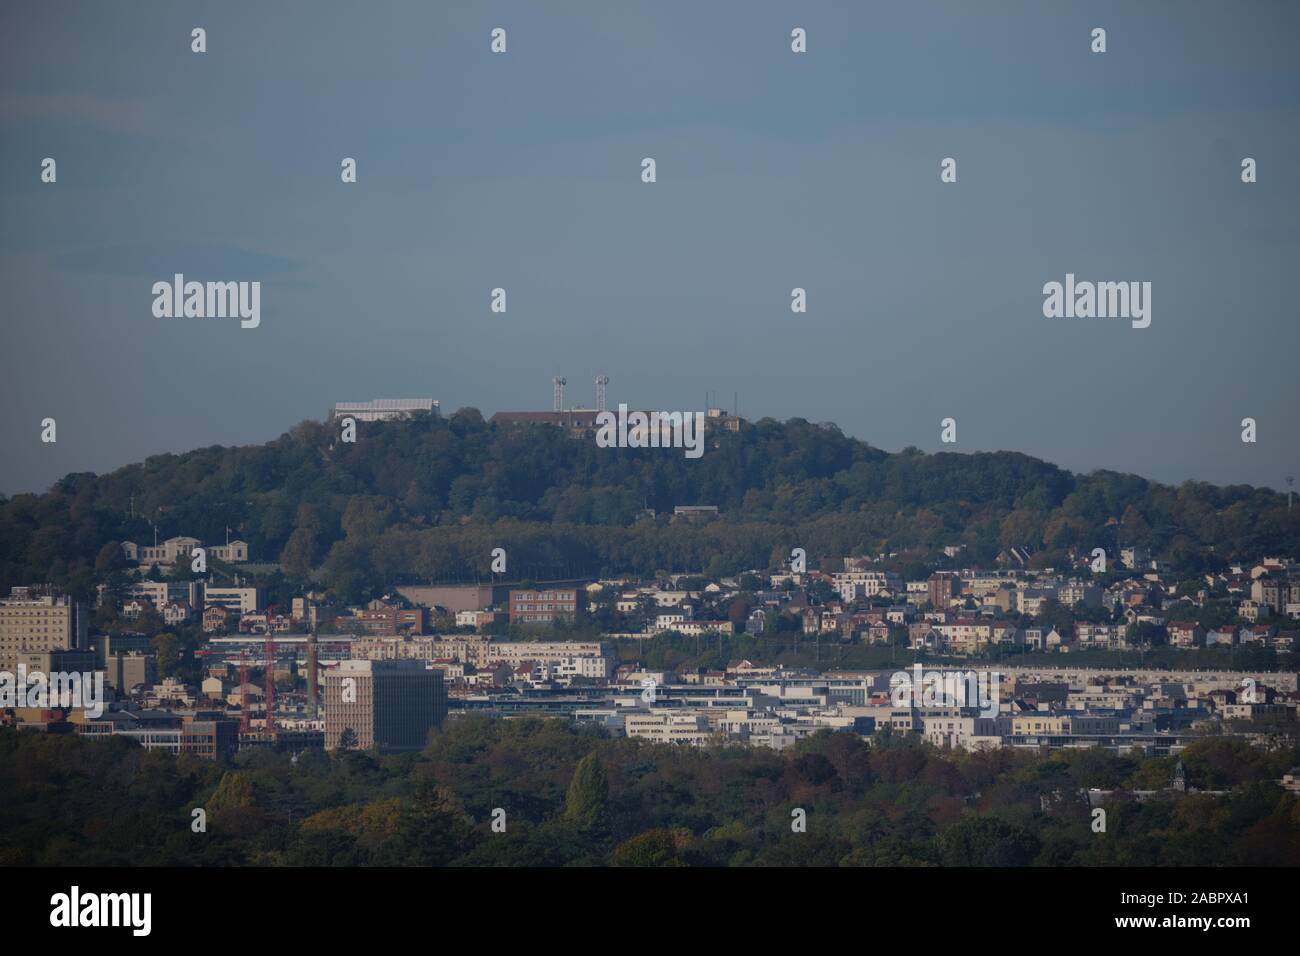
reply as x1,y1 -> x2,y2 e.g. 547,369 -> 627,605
3,535 -> 1298,765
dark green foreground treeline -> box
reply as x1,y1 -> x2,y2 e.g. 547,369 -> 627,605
2,721 -> 1297,867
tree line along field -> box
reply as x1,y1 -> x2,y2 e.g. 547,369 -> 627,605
1,719 -> 1297,867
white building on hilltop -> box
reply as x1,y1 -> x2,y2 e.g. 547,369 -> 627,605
330,398 -> 439,422
121,536 -> 248,566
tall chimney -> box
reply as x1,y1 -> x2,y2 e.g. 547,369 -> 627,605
307,632 -> 319,719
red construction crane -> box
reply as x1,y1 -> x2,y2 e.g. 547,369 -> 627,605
263,604 -> 276,734
238,649 -> 250,733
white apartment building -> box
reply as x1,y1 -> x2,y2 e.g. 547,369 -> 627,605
553,655 -> 612,680
707,708 -> 781,738
1075,623 -> 1129,650
623,711 -> 714,745
203,587 -> 261,615
351,635 -> 487,664
1058,583 -> 1103,607
1018,587 -> 1059,616
127,580 -> 203,610
935,619 -> 994,653
487,641 -> 607,667
454,609 -> 501,630
922,713 -> 1004,751
832,570 -> 904,603
654,608 -> 693,630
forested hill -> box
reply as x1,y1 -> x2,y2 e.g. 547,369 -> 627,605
0,410 -> 1295,601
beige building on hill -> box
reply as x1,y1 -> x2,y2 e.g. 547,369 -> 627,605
0,588 -> 88,672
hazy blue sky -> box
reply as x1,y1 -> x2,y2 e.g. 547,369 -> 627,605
2,1 -> 1297,496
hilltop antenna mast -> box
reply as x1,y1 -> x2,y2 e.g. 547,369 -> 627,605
1287,476 -> 1295,510
552,377 -> 566,412
595,375 -> 609,412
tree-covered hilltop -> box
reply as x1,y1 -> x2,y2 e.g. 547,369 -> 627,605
1,721 -> 1297,867
0,410 -> 1295,601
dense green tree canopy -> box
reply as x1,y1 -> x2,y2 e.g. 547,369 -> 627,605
2,721 -> 1296,867
1,412 -> 1295,603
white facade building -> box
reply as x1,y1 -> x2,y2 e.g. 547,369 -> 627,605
330,398 -> 440,422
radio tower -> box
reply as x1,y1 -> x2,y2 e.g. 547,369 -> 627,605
552,376 -> 566,412
1287,476 -> 1295,510
595,375 -> 609,412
